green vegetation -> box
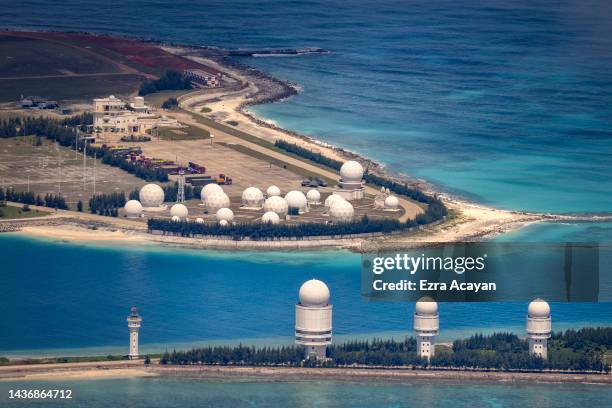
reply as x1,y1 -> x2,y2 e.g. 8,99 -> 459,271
88,192 -> 127,216
149,216 -> 412,240
86,145 -> 168,182
161,329 -> 612,372
0,188 -> 68,210
120,135 -> 151,142
226,120 -> 239,126
0,354 -> 132,366
157,124 -> 210,141
0,203 -> 48,219
161,97 -> 179,109
200,107 -> 212,113
139,70 -> 191,96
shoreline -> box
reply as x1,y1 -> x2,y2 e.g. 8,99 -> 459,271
1,362 -> 610,385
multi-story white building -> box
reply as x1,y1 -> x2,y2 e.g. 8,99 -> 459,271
295,279 -> 332,359
526,298 -> 552,359
93,95 -> 180,136
413,298 -> 439,360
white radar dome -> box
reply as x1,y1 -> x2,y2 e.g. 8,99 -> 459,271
285,190 -> 308,210
216,207 -> 235,222
329,200 -> 354,222
195,217 -> 204,224
299,279 -> 330,307
124,200 -> 143,218
200,183 -> 223,202
340,160 -> 364,183
205,192 -> 230,213
219,219 -> 229,227
528,299 -> 550,318
170,203 -> 188,218
306,189 -> 321,204
415,298 -> 438,316
264,196 -> 288,217
266,185 -> 281,197
242,187 -> 264,207
384,195 -> 399,209
139,184 -> 164,207
324,193 -> 345,210
171,215 -> 181,222
261,211 -> 280,224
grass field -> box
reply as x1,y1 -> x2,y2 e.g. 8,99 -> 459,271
0,204 -> 50,220
158,125 -> 211,141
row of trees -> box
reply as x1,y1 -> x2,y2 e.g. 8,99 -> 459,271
160,331 -> 610,372
84,145 -> 168,182
88,192 -> 127,216
273,140 -> 448,224
138,70 -> 192,96
0,188 -> 68,209
148,216 -> 409,240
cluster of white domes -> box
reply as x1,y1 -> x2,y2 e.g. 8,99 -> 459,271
528,298 -> 551,318
306,189 -> 321,204
264,195 -> 288,217
170,203 -> 188,219
171,215 -> 181,222
205,191 -> 230,213
200,183 -> 223,203
285,190 -> 308,213
266,185 -> 281,197
415,298 -> 439,316
242,187 -> 264,207
329,199 -> 354,222
261,211 -> 280,224
139,184 -> 164,208
124,200 -> 143,218
299,279 -> 330,307
340,160 -> 364,183
216,207 -> 234,223
384,195 -> 399,210
324,193 -> 346,210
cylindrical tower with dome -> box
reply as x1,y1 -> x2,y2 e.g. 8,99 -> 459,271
526,298 -> 551,359
127,306 -> 142,360
295,279 -> 332,359
413,298 -> 439,360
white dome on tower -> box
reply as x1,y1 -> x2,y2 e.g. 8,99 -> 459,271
329,200 -> 354,222
266,185 -> 281,197
264,196 -> 288,217
261,211 -> 280,224
340,161 -> 364,183
285,190 -> 308,212
299,279 -> 330,307
139,184 -> 164,207
171,215 -> 181,222
170,203 -> 188,218
242,187 -> 264,207
200,183 -> 223,203
415,298 -> 439,316
306,189 -> 321,204
324,193 -> 345,210
205,192 -> 230,213
528,299 -> 550,318
384,195 -> 399,209
124,200 -> 143,218
216,207 -> 234,223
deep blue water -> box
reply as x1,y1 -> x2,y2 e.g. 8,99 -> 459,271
2,0 -> 611,214
1,377 -> 610,408
1,234 -> 611,356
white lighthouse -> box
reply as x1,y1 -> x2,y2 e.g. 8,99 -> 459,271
526,298 -> 551,359
295,279 -> 332,359
413,298 -> 439,360
127,306 -> 142,359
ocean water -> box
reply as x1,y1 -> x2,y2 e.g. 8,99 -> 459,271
1,234 -> 611,357
2,0 -> 611,214
1,377 -> 611,408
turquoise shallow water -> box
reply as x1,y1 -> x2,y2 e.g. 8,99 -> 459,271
1,378 -> 610,408
1,234 -> 611,357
